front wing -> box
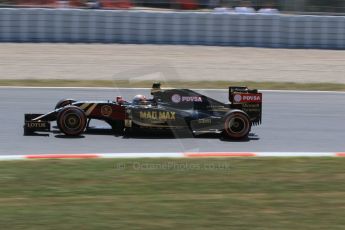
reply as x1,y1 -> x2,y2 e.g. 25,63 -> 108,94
24,114 -> 51,135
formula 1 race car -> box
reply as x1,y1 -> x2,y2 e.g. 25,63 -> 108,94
24,83 -> 262,139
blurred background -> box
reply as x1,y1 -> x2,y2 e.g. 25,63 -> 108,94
0,0 -> 345,49
0,0 -> 344,14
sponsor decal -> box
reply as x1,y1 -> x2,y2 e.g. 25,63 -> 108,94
234,94 -> 242,103
198,119 -> 212,124
26,122 -> 47,128
206,105 -> 225,109
172,94 -> 203,103
139,111 -> 176,121
182,96 -> 202,102
242,103 -> 260,107
171,94 -> 181,103
101,105 -> 112,117
233,93 -> 262,103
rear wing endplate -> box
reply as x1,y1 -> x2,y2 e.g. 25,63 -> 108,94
229,86 -> 262,125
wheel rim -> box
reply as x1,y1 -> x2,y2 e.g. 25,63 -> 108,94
63,113 -> 82,130
228,117 -> 246,134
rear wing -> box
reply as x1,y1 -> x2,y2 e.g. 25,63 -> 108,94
229,87 -> 262,125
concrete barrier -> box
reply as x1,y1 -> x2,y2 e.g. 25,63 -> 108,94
0,8 -> 344,49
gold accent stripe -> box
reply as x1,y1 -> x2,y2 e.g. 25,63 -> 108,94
85,103 -> 97,116
79,103 -> 90,110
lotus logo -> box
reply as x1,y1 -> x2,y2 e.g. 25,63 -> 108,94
171,94 -> 181,103
27,122 -> 46,128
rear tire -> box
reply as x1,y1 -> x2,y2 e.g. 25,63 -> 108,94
223,112 -> 251,139
57,106 -> 87,136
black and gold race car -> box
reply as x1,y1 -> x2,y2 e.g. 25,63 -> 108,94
24,83 -> 262,139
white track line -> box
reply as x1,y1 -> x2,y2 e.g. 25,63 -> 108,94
0,152 -> 344,160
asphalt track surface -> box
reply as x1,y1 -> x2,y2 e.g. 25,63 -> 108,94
0,87 -> 344,155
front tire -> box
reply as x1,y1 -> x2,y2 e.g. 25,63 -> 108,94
223,112 -> 251,139
57,106 -> 87,136
55,99 -> 76,110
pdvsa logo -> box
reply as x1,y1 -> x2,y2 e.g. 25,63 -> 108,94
234,94 -> 242,103
171,94 -> 181,103
233,93 -> 262,103
242,95 -> 261,101
172,94 -> 203,103
182,96 -> 202,102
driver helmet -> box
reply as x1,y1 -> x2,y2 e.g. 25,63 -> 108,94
132,94 -> 147,105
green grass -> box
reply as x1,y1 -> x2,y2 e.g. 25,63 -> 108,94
0,158 -> 345,229
1,79 -> 345,91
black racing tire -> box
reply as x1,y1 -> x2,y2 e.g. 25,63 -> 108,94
55,99 -> 76,110
223,111 -> 251,139
57,106 -> 87,136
